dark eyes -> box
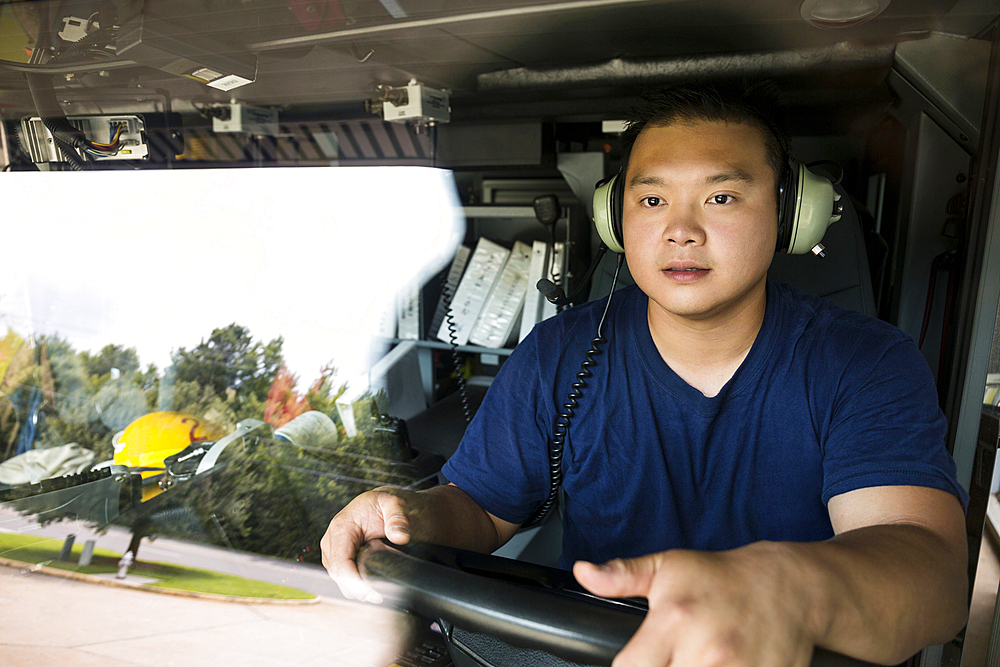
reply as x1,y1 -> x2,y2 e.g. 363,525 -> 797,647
639,194 -> 735,207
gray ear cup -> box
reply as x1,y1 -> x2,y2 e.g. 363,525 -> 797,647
776,159 -> 841,255
777,159 -> 840,255
785,163 -> 842,255
593,174 -> 625,253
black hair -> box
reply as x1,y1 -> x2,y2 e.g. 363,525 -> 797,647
620,80 -> 790,190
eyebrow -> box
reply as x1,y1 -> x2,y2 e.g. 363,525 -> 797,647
705,169 -> 756,185
627,169 -> 757,188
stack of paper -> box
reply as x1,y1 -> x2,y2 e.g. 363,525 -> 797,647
396,284 -> 421,340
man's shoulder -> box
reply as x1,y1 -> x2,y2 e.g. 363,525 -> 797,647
770,280 -> 907,345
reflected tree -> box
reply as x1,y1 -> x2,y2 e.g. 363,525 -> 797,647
0,321 -> 435,566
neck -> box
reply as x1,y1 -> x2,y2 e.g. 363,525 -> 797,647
646,283 -> 767,397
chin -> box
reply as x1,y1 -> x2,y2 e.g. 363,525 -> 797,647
646,292 -> 720,321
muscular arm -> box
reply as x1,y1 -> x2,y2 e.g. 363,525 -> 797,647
576,485 -> 968,667
804,485 -> 968,662
321,483 -> 520,601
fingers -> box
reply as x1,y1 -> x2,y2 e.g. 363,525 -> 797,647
320,490 -> 414,603
612,608 -> 682,667
574,555 -> 658,599
379,492 -> 412,546
577,551 -> 819,667
321,512 -> 383,603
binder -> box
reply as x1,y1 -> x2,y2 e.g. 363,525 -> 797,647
469,241 -> 532,348
396,283 -> 421,340
429,245 -> 471,338
436,238 -> 510,346
519,240 -> 550,342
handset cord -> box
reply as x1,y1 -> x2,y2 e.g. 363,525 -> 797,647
523,253 -> 625,528
442,276 -> 472,423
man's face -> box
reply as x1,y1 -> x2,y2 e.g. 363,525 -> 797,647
622,119 -> 779,324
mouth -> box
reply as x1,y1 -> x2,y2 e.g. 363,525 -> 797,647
662,265 -> 710,282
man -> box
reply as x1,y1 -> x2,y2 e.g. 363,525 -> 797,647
322,83 -> 969,667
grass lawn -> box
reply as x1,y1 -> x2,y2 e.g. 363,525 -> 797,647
0,531 -> 316,600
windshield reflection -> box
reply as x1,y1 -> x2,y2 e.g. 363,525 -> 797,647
0,166 -> 461,581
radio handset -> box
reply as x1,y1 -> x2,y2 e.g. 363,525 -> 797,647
535,244 -> 609,308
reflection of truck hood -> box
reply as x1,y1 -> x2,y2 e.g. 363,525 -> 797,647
0,419 -> 270,529
0,465 -> 141,527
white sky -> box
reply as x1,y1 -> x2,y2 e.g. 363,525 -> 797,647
0,167 -> 463,390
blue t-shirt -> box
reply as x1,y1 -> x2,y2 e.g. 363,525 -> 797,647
442,281 -> 968,570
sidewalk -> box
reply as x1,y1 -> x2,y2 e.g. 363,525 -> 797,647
0,562 -> 418,667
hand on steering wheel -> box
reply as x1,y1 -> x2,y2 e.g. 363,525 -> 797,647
358,542 -> 878,667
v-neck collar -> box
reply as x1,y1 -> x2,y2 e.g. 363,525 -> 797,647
630,280 -> 783,414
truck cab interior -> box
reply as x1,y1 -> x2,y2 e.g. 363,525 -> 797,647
2,1 -> 1000,667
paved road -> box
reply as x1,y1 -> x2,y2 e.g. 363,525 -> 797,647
0,507 -> 424,667
0,561 -> 419,667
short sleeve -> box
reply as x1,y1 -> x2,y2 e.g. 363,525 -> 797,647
821,334 -> 969,511
441,331 -> 554,524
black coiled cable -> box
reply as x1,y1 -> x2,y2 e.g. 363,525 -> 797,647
523,253 -> 625,528
442,278 -> 472,423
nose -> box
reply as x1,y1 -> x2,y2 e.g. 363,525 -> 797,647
663,205 -> 706,246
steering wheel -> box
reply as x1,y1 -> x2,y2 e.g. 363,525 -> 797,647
358,541 -> 878,667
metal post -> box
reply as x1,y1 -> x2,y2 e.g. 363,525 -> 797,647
57,534 -> 75,562
78,540 -> 95,567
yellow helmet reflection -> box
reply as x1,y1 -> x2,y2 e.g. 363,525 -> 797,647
113,412 -> 226,500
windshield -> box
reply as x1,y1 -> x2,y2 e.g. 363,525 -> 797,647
2,1 -> 998,666
0,165 -> 463,663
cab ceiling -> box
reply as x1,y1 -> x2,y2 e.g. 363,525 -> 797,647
0,0 -> 978,120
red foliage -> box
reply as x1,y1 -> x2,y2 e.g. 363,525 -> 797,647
263,364 -> 310,428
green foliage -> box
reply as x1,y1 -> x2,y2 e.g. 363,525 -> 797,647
1,321 -> 431,569
80,344 -> 140,380
303,363 -> 343,417
170,324 -> 284,413
164,379 -> 239,433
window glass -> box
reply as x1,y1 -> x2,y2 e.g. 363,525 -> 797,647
0,166 -> 461,665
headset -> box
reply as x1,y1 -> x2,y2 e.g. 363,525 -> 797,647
525,158 -> 844,527
592,158 -> 843,256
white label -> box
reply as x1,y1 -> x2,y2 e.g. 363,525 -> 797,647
207,75 -> 254,91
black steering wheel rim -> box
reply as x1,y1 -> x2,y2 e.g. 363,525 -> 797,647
358,541 -> 880,667
359,541 -> 644,665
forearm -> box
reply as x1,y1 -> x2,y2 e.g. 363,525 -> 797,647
384,483 -> 510,554
777,524 -> 968,664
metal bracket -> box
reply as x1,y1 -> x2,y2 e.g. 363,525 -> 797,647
194,418 -> 270,475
